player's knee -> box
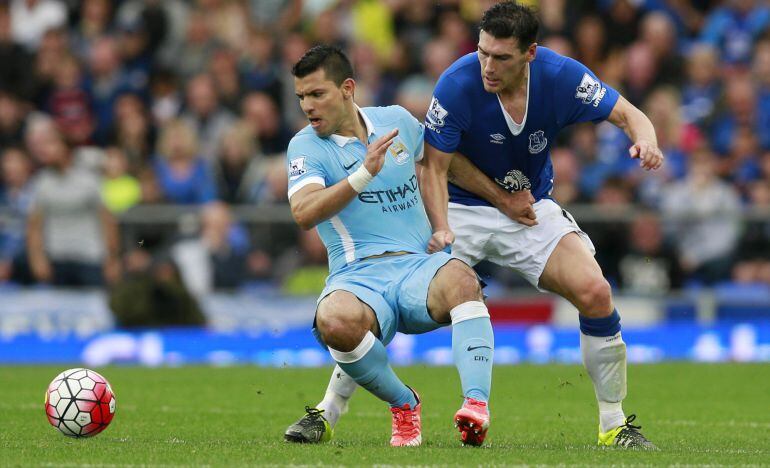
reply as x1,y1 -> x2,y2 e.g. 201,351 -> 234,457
576,277 -> 613,317
316,293 -> 370,349
445,260 -> 482,303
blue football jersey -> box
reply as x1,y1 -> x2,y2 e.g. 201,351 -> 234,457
286,105 -> 430,274
424,47 -> 620,206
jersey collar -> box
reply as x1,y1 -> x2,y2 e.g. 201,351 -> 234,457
329,105 -> 375,147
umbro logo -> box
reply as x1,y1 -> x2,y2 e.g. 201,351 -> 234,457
489,133 -> 506,144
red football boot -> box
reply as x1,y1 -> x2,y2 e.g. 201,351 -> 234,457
454,397 -> 490,446
390,390 -> 421,447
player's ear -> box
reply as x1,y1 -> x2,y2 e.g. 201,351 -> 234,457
526,43 -> 537,62
340,78 -> 356,100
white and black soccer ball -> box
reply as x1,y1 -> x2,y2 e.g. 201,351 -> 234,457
44,368 -> 116,438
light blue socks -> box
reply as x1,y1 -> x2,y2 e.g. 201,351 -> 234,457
329,331 -> 416,408
450,301 -> 494,402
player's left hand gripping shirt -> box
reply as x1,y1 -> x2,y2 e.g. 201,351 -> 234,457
424,47 -> 620,206
286,105 -> 430,275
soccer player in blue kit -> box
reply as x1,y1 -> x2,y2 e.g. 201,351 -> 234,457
282,45 -> 494,447
419,2 -> 663,449
287,2 -> 662,450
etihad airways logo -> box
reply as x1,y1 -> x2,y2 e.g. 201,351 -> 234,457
358,174 -> 420,213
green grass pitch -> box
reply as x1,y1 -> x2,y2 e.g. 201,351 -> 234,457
1,363 -> 768,466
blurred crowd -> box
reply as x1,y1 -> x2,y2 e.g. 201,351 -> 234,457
0,0 -> 769,311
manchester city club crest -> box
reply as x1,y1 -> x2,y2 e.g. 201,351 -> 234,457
388,141 -> 410,165
528,130 -> 548,154
495,169 -> 531,192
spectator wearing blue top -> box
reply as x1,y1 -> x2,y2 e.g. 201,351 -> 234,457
699,0 -> 770,66
681,44 -> 721,126
153,119 -> 216,205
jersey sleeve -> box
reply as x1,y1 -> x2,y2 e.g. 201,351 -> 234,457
554,57 -> 620,128
286,136 -> 328,200
423,75 -> 471,154
395,107 -> 425,162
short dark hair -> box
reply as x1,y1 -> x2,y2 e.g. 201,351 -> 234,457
291,45 -> 354,86
480,1 -> 539,51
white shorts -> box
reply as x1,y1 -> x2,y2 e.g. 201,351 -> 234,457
448,199 -> 595,291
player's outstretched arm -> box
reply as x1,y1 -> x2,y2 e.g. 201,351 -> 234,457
607,95 -> 664,171
290,129 -> 398,230
420,142 -> 455,252
448,153 -> 538,227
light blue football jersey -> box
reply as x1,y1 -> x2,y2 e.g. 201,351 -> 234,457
286,105 -> 430,275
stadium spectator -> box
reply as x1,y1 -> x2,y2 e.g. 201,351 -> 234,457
240,92 -> 291,158
109,249 -> 206,328
116,19 -> 153,96
709,75 -> 760,156
26,128 -> 121,286
84,36 -> 139,145
70,0 -> 114,60
0,5 -> 33,101
148,67 -> 182,125
699,0 -> 770,67
211,121 -> 266,204
638,11 -> 684,88
9,0 -> 67,51
618,211 -> 683,294
732,178 -> 770,284
0,92 -> 27,150
115,0 -> 189,65
583,177 -> 634,286
171,201 -> 251,295
660,146 -> 741,284
108,93 -> 155,171
681,43 -> 721,126
240,27 -> 282,104
152,119 -> 216,205
601,0 -> 641,47
102,146 -> 141,213
573,14 -> 607,76
180,73 -> 235,160
550,147 -> 583,205
274,227 -> 328,296
47,54 -> 94,146
208,47 -> 243,114
0,147 -> 34,283
173,9 -> 221,80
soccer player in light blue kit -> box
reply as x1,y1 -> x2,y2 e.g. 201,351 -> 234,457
419,2 -> 662,449
295,2 -> 663,450
282,45 -> 494,447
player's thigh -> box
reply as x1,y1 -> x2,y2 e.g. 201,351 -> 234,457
538,231 -> 606,301
448,202 -> 494,266
491,199 -> 595,291
392,252 -> 464,335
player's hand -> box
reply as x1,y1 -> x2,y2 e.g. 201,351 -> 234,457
363,128 -> 398,176
427,229 -> 454,254
496,190 -> 538,227
629,140 -> 664,171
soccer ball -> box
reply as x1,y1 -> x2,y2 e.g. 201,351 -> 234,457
44,368 -> 116,437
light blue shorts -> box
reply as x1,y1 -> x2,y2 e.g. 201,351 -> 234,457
314,252 -> 455,346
